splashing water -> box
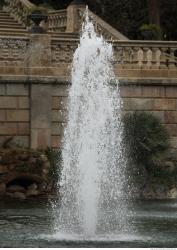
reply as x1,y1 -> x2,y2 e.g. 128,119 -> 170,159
53,10 -> 131,239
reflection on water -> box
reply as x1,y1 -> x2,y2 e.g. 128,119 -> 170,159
0,199 -> 177,247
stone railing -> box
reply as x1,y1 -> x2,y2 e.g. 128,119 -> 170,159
48,10 -> 67,32
3,0 -> 35,26
3,0 -> 128,40
50,39 -> 177,70
0,34 -> 177,74
51,38 -> 78,65
0,36 -> 29,66
78,8 -> 128,41
112,41 -> 177,70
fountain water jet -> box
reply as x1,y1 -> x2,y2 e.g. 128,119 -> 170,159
53,9 -> 131,239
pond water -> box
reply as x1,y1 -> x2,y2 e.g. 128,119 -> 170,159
0,199 -> 177,248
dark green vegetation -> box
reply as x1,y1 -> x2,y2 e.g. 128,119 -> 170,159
30,0 -> 177,40
0,0 -> 5,8
123,112 -> 177,197
45,148 -> 62,189
123,112 -> 170,171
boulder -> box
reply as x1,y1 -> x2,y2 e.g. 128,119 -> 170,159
0,165 -> 8,174
42,168 -> 49,175
44,161 -> 50,168
19,154 -> 29,161
40,154 -> 48,162
38,181 -> 47,191
27,183 -> 38,191
0,183 -> 6,195
8,165 -> 16,171
26,189 -> 39,197
167,187 -> 177,199
28,157 -> 37,165
6,192 -> 14,198
7,185 -> 26,193
13,192 -> 26,200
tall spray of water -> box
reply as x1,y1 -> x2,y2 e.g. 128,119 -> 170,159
53,10 -> 130,239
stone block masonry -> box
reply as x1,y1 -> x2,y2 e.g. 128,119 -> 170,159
1,79 -> 177,150
0,81 -> 69,149
0,83 -> 30,148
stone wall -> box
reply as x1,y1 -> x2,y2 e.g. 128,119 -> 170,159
0,80 -> 177,151
0,81 -> 68,149
0,83 -> 30,148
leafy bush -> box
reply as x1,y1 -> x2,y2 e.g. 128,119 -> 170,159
0,0 -> 5,8
28,5 -> 48,14
139,23 -> 162,40
123,111 -> 170,172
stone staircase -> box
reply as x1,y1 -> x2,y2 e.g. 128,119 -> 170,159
0,9 -> 27,36
0,9 -> 79,40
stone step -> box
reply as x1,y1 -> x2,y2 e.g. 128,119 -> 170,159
0,19 -> 20,24
0,11 -> 10,15
0,24 -> 25,29
0,10 -> 9,13
49,32 -> 79,39
0,34 -> 28,39
0,28 -> 27,35
0,13 -> 12,18
0,14 -> 14,18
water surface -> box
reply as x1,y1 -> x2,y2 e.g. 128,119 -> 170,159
0,199 -> 177,247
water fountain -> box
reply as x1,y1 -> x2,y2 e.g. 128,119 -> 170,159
52,9 -> 132,240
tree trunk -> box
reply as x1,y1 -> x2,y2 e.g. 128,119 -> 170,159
147,0 -> 160,26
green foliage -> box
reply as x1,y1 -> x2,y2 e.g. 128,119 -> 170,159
140,23 -> 159,32
0,0 -> 5,8
45,148 -> 62,186
28,5 -> 48,14
123,112 -> 170,171
30,0 -> 70,9
160,0 -> 177,40
139,23 -> 162,39
30,0 -> 177,40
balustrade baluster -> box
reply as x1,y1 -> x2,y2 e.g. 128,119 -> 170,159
160,47 -> 168,69
146,49 -> 153,69
168,47 -> 176,69
137,48 -> 144,69
132,47 -> 139,69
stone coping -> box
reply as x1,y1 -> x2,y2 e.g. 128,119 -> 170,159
119,78 -> 177,86
0,75 -> 69,84
1,75 -> 177,86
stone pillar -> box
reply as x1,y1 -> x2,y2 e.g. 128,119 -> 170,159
27,34 -> 51,68
66,2 -> 86,33
28,34 -> 52,149
30,84 -> 52,149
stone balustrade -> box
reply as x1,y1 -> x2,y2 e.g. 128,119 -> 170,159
51,39 -> 77,65
113,41 -> 177,70
3,0 -> 128,40
0,36 -> 29,66
50,39 -> 177,71
0,34 -> 177,73
48,10 -> 67,32
4,0 -> 35,26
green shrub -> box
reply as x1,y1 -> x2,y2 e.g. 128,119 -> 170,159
28,5 -> 48,14
123,111 -> 170,172
139,23 -> 162,39
0,0 -> 5,8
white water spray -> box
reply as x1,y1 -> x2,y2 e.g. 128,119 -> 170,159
53,10 -> 130,239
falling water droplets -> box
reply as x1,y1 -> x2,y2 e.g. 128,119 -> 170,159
52,9 -> 132,240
